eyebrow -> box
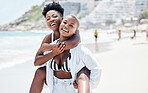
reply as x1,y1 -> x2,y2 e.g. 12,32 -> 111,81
64,19 -> 75,25
46,15 -> 50,18
52,14 -> 56,16
70,23 -> 74,25
46,13 -> 56,17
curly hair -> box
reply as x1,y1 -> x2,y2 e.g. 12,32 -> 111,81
42,1 -> 64,17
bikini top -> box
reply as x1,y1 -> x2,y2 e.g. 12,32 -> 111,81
50,53 -> 71,72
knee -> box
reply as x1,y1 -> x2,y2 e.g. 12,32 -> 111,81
35,67 -> 46,79
77,73 -> 89,82
77,67 -> 90,82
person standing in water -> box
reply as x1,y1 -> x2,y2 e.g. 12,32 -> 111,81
94,29 -> 98,41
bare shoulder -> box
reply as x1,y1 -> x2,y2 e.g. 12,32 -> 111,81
42,33 -> 52,44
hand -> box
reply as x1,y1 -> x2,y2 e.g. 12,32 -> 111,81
52,42 -> 65,56
41,43 -> 50,52
41,43 -> 54,52
73,80 -> 78,89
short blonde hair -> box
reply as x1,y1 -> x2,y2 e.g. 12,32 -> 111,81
67,15 -> 79,29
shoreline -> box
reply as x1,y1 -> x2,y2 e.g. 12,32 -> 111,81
83,41 -> 113,54
0,30 -> 147,70
0,31 -> 148,93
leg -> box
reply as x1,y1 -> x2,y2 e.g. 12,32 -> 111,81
29,67 -> 46,93
77,66 -> 90,93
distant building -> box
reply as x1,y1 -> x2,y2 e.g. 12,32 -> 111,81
80,0 -> 136,25
59,1 -> 80,17
44,1 -> 80,17
66,0 -> 97,17
86,0 -> 95,13
135,0 -> 148,17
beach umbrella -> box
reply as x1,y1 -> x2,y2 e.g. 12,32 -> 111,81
137,24 -> 148,31
140,19 -> 148,24
124,23 -> 132,32
124,23 -> 132,27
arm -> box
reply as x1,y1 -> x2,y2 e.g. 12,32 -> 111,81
63,30 -> 80,50
34,34 -> 65,66
34,48 -> 64,66
40,43 -> 54,52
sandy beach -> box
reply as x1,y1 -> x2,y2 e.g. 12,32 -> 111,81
0,31 -> 148,93
92,37 -> 148,93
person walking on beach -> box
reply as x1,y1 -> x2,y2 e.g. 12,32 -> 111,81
118,30 -> 121,40
29,2 -> 91,93
94,29 -> 98,41
131,30 -> 136,39
146,26 -> 148,39
44,15 -> 102,93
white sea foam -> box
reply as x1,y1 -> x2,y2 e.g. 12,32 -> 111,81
0,31 -> 47,69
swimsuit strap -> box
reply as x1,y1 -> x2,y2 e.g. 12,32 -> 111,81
51,32 -> 54,43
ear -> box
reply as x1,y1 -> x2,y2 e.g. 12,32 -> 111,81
74,29 -> 78,34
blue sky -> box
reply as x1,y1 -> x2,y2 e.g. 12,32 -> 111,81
0,0 -> 44,25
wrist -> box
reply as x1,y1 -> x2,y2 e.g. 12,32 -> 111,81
52,50 -> 58,56
50,44 -> 56,50
51,44 -> 54,50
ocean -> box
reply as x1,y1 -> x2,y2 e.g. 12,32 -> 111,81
0,30 -> 142,70
0,31 -> 49,70
0,30 -> 147,93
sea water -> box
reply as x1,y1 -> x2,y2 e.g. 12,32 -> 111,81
0,31 -> 49,70
0,30 -> 139,70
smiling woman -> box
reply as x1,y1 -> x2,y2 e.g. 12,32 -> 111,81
45,15 -> 101,93
29,2 -> 81,93
45,10 -> 63,31
59,15 -> 79,38
0,0 -> 44,25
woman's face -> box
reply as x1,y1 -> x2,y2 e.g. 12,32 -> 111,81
46,10 -> 63,31
59,16 -> 78,38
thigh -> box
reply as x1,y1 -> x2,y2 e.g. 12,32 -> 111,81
35,66 -> 46,81
29,66 -> 46,93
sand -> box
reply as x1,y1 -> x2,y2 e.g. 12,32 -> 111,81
92,37 -> 148,93
0,36 -> 148,93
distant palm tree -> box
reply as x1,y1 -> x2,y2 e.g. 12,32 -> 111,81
138,10 -> 148,23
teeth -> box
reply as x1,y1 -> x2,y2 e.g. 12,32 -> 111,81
62,28 -> 68,32
51,23 -> 56,26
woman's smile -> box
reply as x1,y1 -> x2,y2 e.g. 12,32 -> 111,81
50,22 -> 57,27
61,28 -> 68,33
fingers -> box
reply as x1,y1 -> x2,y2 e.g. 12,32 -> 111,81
53,42 -> 65,55
56,42 -> 61,48
58,42 -> 65,53
73,80 -> 78,89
